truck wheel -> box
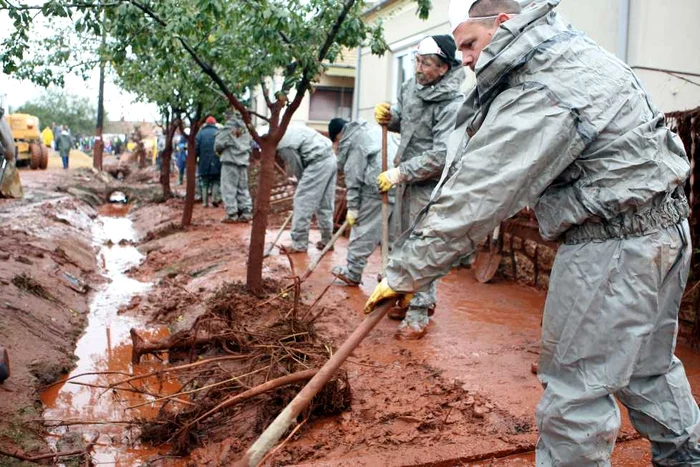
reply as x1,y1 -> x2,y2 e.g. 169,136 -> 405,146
40,144 -> 49,169
29,143 -> 41,170
0,348 -> 9,384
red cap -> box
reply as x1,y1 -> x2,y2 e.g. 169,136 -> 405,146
205,116 -> 216,124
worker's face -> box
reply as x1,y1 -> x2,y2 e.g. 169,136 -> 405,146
454,14 -> 510,71
414,54 -> 449,86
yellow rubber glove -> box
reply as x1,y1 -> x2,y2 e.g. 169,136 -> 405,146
374,103 -> 392,125
377,167 -> 401,192
364,278 -> 414,314
346,209 -> 358,227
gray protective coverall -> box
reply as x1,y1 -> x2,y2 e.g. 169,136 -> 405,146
335,120 -> 398,283
385,1 -> 700,465
388,63 -> 465,311
278,124 -> 337,250
215,117 -> 253,217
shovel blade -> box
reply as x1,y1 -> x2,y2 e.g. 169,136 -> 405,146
0,162 -> 24,199
473,251 -> 502,284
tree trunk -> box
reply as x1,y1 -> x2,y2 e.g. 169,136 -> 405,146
181,130 -> 198,227
160,120 -> 176,199
246,140 -> 277,295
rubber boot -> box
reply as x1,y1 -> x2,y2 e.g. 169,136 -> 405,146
331,265 -> 361,286
202,182 -> 209,207
395,308 -> 430,340
389,305 -> 435,321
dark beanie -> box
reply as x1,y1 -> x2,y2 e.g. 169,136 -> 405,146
328,118 -> 348,142
431,34 -> 460,67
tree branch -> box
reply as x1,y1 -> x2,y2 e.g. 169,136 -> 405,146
248,109 -> 270,122
124,0 -> 262,144
280,0 -> 357,134
260,78 -> 273,109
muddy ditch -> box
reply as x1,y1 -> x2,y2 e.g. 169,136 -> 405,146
0,166 -> 180,465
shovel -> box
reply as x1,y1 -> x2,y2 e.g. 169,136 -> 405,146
380,125 -> 390,278
234,300 -> 394,466
0,158 -> 23,199
300,219 -> 350,281
474,225 -> 502,283
263,211 -> 294,258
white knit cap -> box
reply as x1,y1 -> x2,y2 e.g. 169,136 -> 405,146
448,0 -> 479,33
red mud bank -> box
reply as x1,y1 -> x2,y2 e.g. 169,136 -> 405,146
0,169 -> 100,460
121,195 -> 700,466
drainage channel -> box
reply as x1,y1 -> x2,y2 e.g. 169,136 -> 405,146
40,204 -> 182,465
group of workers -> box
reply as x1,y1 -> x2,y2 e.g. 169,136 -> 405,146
270,0 -> 700,465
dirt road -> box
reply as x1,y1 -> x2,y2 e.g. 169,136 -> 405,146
1,166 -> 698,465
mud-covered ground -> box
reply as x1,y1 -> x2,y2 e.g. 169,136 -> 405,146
2,164 -> 700,466
0,168 -> 100,459
123,180 -> 700,466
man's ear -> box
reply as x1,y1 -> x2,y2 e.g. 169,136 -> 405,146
496,12 -> 511,27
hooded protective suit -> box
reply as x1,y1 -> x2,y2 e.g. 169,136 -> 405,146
335,120 -> 398,282
385,1 -> 700,465
388,61 -> 465,310
278,124 -> 337,250
215,116 -> 253,217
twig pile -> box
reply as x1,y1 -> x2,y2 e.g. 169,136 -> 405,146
125,280 -> 351,455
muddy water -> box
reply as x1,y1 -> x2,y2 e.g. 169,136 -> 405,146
41,206 -> 181,465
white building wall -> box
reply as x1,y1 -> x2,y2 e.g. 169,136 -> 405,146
357,0 -> 700,121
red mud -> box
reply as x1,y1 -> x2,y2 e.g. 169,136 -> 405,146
121,191 -> 700,466
3,166 -> 699,466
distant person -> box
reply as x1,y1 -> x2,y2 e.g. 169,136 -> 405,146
51,123 -> 60,150
175,134 -> 187,185
196,116 -> 222,208
57,128 -> 72,169
277,124 -> 337,253
41,126 -> 53,150
215,111 -> 253,223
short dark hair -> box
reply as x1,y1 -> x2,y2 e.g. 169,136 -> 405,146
469,0 -> 521,17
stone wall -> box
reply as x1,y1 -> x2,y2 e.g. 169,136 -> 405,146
498,212 -> 558,290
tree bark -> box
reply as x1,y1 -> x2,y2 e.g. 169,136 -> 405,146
160,118 -> 177,199
246,140 -> 278,295
181,128 -> 198,227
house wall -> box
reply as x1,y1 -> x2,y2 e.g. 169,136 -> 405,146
356,0 -> 700,121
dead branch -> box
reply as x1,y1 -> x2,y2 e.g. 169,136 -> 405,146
131,328 -> 234,363
168,369 -> 317,443
0,433 -> 98,462
127,365 -> 272,410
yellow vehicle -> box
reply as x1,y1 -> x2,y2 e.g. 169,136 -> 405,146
8,113 -> 48,170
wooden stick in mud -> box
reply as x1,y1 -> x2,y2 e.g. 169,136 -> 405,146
130,328 -> 224,364
235,301 -> 394,467
263,211 -> 294,258
168,369 -> 318,443
381,125 -> 390,274
300,219 -> 350,281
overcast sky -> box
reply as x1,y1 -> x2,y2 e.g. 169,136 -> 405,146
0,70 -> 160,123
0,6 -> 160,123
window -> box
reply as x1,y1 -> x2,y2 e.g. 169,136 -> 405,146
309,87 -> 354,121
394,50 -> 415,100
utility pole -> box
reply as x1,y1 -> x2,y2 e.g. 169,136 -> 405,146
93,0 -> 106,171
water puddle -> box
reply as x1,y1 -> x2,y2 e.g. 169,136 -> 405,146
41,208 -> 182,465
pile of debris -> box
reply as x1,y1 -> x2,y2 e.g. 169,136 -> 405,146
124,280 -> 351,455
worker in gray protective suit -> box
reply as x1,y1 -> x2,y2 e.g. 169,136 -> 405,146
374,34 -> 465,340
215,112 -> 253,223
328,118 -> 398,286
365,0 -> 700,465
278,124 -> 337,253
